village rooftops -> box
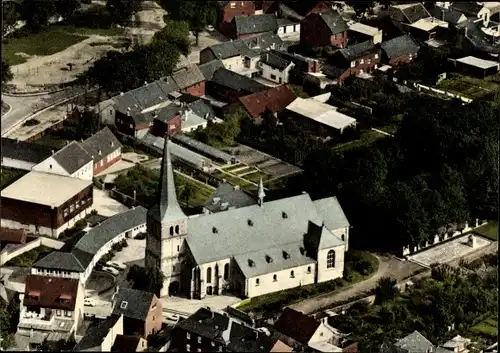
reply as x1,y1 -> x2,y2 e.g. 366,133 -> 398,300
80,127 -> 122,161
211,68 -> 267,93
273,308 -> 321,345
394,331 -> 434,353
260,52 -> 293,70
1,137 -> 53,164
233,14 -> 278,36
339,40 -> 378,61
198,59 -> 225,80
391,3 -> 432,23
23,275 -> 79,311
51,141 -> 93,175
238,84 -> 297,119
73,315 -> 122,351
172,65 -> 205,90
203,183 -> 257,213
380,34 -> 420,59
456,56 -> 500,69
1,171 -> 92,207
204,40 -> 257,60
349,22 -> 380,36
112,288 -> 155,321
409,17 -> 448,31
317,11 -> 348,35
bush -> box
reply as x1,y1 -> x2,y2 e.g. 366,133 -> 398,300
135,232 -> 147,240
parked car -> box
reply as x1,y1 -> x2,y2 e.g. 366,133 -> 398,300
84,298 -> 95,307
106,261 -> 126,270
102,266 -> 120,276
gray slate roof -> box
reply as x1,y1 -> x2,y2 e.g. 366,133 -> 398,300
394,331 -> 434,353
171,133 -> 234,163
52,141 -> 93,174
1,138 -> 53,164
198,60 -> 225,80
203,183 -> 257,213
33,251 -> 86,272
112,287 -> 154,321
205,40 -> 256,60
233,14 -> 278,35
211,68 -> 267,93
313,197 -> 350,231
74,315 -> 122,351
130,81 -> 170,109
243,32 -> 284,51
381,35 -> 420,59
187,99 -> 215,120
339,40 -> 377,61
318,12 -> 348,35
74,206 -> 147,255
450,2 -> 484,16
172,65 -> 205,90
261,52 -> 293,70
429,7 -> 466,25
81,127 -> 122,161
186,193 -> 345,265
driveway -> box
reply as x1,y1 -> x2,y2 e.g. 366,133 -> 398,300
92,187 -> 129,217
289,255 -> 424,315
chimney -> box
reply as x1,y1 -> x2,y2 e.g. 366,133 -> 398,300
120,92 -> 124,96
51,150 -> 55,155
98,149 -> 102,156
182,110 -> 188,121
441,10 -> 445,21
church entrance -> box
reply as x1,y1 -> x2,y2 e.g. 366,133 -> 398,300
206,286 -> 213,295
169,281 -> 180,296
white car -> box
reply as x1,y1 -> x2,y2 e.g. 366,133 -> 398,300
84,298 -> 95,307
102,266 -> 120,276
106,261 -> 126,270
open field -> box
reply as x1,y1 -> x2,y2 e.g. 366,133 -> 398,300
474,221 -> 498,241
470,316 -> 498,338
437,73 -> 500,100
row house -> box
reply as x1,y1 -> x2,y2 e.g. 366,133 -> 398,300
300,12 -> 348,48
328,40 -> 381,82
206,68 -> 268,103
80,127 -> 122,175
259,52 -> 296,84
171,65 -> 206,97
217,0 -> 256,36
229,13 -> 278,39
380,34 -> 420,67
150,103 -> 184,137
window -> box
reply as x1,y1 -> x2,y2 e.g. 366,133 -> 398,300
120,301 -> 128,309
49,164 -> 53,169
175,225 -> 180,234
187,333 -> 191,339
212,342 -> 215,347
327,250 -> 335,268
197,337 -> 201,343
218,347 -> 222,352
56,310 -> 62,316
65,311 -> 72,317
177,245 -> 180,251
63,208 -> 69,217
341,234 -> 345,241
256,278 -> 260,286
197,349 -> 201,353
207,267 -> 212,283
368,58 -> 371,64
35,225 -> 39,233
224,263 -> 229,280
69,204 -> 75,212
290,270 -> 295,278
110,109 -> 113,115
186,344 -> 191,352
270,74 -> 277,80
230,2 -> 235,8
129,124 -> 133,128
307,266 -> 311,273
360,58 -> 364,64
273,274 -> 277,282
350,61 -> 355,68
170,226 -> 174,236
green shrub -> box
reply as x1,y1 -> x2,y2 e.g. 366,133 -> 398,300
135,232 -> 147,240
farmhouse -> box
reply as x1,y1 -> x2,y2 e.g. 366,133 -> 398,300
300,12 -> 348,48
80,127 -> 122,175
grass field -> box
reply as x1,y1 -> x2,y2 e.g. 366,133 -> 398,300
0,168 -> 27,190
437,73 -> 500,100
470,316 -> 498,338
174,172 -> 214,208
474,221 -> 498,241
333,130 -> 386,153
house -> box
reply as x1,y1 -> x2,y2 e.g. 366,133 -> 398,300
74,314 -> 124,352
234,84 -> 297,119
206,68 -> 267,103
300,12 -> 348,48
450,2 -> 491,25
112,335 -> 148,352
453,55 -> 500,78
282,97 -> 357,136
171,65 -> 206,97
32,141 -> 93,181
200,40 -> 262,78
170,307 -> 281,352
407,16 -> 449,42
243,31 -> 285,51
1,138 -> 53,171
277,17 -> 300,38
17,275 -> 84,344
380,331 -> 442,353
429,7 -> 468,27
216,0 -> 256,35
198,59 -> 225,81
1,171 -> 93,238
380,34 -> 420,66
440,335 -> 472,353
348,22 -> 383,44
330,40 -> 382,81
80,127 -> 122,175
279,0 -> 332,21
111,287 -> 163,338
388,3 -> 433,25
254,0 -> 280,15
144,138 -> 350,298
32,206 -> 147,283
115,108 -> 155,139
150,103 -> 184,137
229,14 -> 278,39
203,183 -> 257,214
259,52 -> 296,83
458,21 -> 500,56
273,308 -> 358,352
270,49 -> 322,76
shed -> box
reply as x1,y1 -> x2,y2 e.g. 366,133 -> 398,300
454,56 -> 500,78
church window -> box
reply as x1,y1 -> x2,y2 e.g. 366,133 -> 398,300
207,267 -> 212,283
175,225 -> 180,234
327,250 -> 335,268
273,274 -> 277,282
224,263 -> 229,280
169,226 -> 174,236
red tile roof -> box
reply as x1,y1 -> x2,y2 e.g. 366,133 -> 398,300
23,275 -> 79,311
273,308 -> 320,345
238,84 -> 297,120
0,227 -> 27,244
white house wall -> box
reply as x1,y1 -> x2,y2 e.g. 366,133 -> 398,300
246,263 -> 315,298
71,162 -> 94,181
317,245 -> 345,283
32,157 -> 68,176
101,315 -> 124,351
197,258 -> 232,298
329,226 -> 349,252
260,63 -> 294,84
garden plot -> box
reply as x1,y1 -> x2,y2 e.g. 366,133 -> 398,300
437,73 -> 500,100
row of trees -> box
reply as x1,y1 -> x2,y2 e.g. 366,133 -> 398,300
334,261 -> 498,351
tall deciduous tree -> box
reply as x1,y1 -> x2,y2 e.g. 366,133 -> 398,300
2,1 -> 19,36
374,277 -> 399,305
153,20 -> 191,56
1,60 -> 14,85
20,0 -> 57,32
55,0 -> 81,19
106,0 -> 141,24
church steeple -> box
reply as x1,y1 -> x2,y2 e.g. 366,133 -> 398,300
151,136 -> 186,222
257,177 -> 265,207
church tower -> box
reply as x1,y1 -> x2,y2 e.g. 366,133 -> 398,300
145,137 -> 187,297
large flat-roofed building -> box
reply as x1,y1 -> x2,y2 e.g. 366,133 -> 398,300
1,171 -> 93,238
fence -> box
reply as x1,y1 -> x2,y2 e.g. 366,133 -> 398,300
0,236 -> 64,266
414,83 -> 473,104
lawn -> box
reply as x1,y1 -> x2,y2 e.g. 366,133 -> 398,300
0,168 -> 27,190
231,166 -> 254,176
333,130 -> 386,153
220,163 -> 247,173
5,245 -> 53,267
245,171 -> 272,183
174,172 -> 214,207
437,73 -> 500,100
470,316 -> 498,338
474,221 -> 498,241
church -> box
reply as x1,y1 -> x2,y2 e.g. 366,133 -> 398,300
145,138 -> 350,299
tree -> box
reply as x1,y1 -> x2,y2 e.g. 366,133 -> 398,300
180,184 -> 195,208
2,1 -> 19,36
1,60 -> 13,85
20,0 -> 57,33
106,0 -> 141,24
157,0 -> 217,46
153,20 -> 191,56
55,0 -> 81,19
374,277 -> 399,305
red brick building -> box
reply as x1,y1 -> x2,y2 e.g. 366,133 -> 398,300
150,104 -> 183,137
206,68 -> 267,103
300,12 -> 348,48
234,84 -> 297,120
0,171 -> 93,238
217,0 -> 256,36
280,0 -> 332,19
380,34 -> 420,67
328,41 -> 381,83
115,111 -> 154,138
81,127 -> 122,175
171,65 -> 206,97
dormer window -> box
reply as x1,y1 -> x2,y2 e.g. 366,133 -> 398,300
58,294 -> 72,304
282,211 -> 288,219
299,247 -> 305,255
248,219 -> 253,226
27,291 -> 40,300
248,259 -> 255,267
265,255 -> 273,263
282,251 -> 290,259
120,301 -> 128,309
212,227 -> 218,234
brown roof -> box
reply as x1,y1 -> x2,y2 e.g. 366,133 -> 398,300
23,275 -> 79,311
172,65 -> 205,90
273,308 -> 320,345
238,84 -> 297,119
270,339 -> 294,352
0,228 -> 27,244
112,335 -> 144,352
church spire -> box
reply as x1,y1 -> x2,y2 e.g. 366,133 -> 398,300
156,136 -> 186,222
257,177 -> 265,207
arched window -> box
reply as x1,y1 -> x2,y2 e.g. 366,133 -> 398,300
273,274 -> 277,282
175,225 -> 180,234
169,226 -> 174,236
224,264 -> 229,280
290,270 -> 295,278
206,267 -> 212,283
327,250 -> 335,268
